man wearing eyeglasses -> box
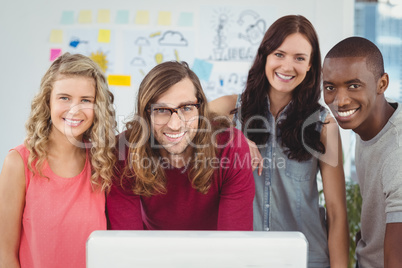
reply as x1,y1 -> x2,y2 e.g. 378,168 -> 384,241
106,61 -> 255,230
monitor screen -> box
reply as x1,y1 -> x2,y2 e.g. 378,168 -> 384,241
87,230 -> 308,268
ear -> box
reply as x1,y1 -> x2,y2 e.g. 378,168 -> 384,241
377,73 -> 389,95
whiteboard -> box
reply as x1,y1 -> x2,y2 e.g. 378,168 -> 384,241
0,0 -> 354,169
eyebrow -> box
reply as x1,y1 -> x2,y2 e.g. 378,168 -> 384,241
344,79 -> 363,84
56,93 -> 95,99
323,79 -> 364,85
322,81 -> 333,85
276,49 -> 309,57
152,100 -> 198,107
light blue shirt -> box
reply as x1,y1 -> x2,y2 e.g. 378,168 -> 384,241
234,95 -> 330,268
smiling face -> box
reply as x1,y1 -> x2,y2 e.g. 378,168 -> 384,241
150,77 -> 199,160
323,57 -> 387,138
49,76 -> 95,141
265,32 -> 312,97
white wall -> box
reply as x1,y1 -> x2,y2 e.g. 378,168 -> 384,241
0,0 -> 354,170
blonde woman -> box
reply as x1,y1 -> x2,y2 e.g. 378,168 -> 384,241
0,53 -> 116,268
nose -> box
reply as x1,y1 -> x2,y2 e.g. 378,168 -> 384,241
333,89 -> 351,107
67,101 -> 84,117
166,112 -> 183,130
281,57 -> 294,71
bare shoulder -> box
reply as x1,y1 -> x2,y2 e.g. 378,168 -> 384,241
0,150 -> 26,187
0,150 -> 26,264
208,94 -> 238,116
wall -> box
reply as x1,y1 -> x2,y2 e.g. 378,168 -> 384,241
0,0 -> 354,170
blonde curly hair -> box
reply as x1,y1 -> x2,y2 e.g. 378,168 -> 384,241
24,53 -> 116,192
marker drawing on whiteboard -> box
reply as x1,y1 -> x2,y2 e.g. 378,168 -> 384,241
158,31 -> 188,46
150,31 -> 162,38
174,49 -> 180,62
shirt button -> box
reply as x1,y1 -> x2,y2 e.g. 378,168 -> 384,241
265,181 -> 270,186
265,204 -> 270,208
265,227 -> 270,231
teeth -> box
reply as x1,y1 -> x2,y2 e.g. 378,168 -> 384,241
276,73 -> 293,80
338,109 -> 357,117
165,132 -> 185,138
64,118 -> 82,126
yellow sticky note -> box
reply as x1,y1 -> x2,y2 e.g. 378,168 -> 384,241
98,29 -> 111,43
49,29 -> 63,43
158,11 -> 171,26
97,9 -> 110,23
78,10 -> 92,24
135,10 -> 149,25
108,75 -> 131,86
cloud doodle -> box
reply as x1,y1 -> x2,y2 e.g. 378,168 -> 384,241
158,31 -> 188,46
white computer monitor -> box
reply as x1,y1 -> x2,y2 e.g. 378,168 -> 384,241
87,230 -> 308,268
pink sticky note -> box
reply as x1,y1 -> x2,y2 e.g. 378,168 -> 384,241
50,49 -> 62,61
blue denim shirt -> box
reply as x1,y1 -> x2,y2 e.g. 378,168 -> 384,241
234,95 -> 330,268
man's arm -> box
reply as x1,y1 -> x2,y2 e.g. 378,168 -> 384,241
382,148 -> 402,267
319,116 -> 349,268
208,94 -> 237,118
384,222 -> 402,267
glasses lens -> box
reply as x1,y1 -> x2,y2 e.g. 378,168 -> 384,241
180,105 -> 198,122
151,108 -> 171,125
150,104 -> 200,125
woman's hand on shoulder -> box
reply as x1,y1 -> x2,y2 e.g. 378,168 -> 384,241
208,94 -> 238,118
319,114 -> 342,168
246,138 -> 263,176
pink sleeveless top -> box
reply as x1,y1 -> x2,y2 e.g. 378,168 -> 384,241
13,144 -> 106,268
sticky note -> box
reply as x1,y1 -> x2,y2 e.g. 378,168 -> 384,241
78,10 -> 92,24
98,29 -> 111,43
135,10 -> 149,25
192,59 -> 213,82
97,9 -> 110,23
49,30 -> 63,43
115,10 -> 129,24
158,11 -> 171,26
60,11 -> 74,25
178,12 -> 193,27
107,75 -> 131,86
50,49 -> 62,61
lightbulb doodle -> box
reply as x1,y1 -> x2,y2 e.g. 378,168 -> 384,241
90,51 -> 108,73
155,53 -> 163,64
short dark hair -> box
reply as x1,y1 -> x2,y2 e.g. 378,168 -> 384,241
325,36 -> 384,80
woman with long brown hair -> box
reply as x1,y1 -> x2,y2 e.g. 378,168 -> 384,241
209,15 -> 349,267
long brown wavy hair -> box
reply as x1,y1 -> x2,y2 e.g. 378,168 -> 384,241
24,53 -> 117,192
122,61 -> 228,197
240,15 -> 325,161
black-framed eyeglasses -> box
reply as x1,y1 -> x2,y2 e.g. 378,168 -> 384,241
148,102 -> 201,125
